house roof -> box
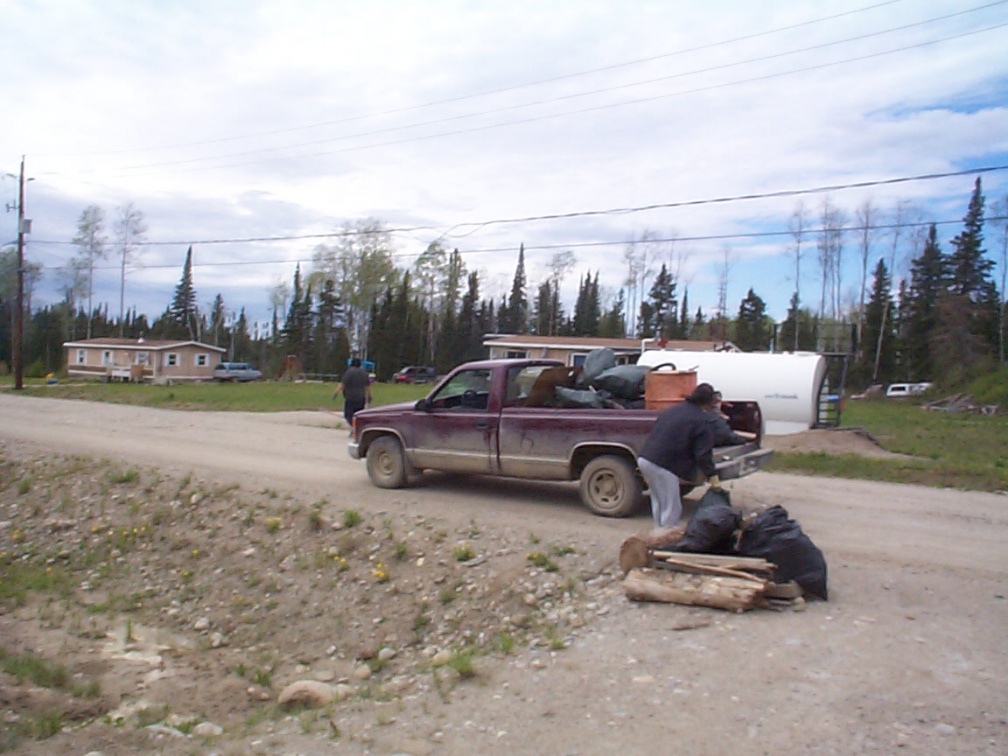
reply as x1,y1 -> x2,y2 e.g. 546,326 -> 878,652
483,335 -> 733,352
484,335 -> 643,351
63,338 -> 226,353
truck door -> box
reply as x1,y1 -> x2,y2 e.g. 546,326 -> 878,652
410,367 -> 496,474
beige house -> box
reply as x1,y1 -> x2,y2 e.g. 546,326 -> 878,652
63,338 -> 226,383
482,335 -> 735,366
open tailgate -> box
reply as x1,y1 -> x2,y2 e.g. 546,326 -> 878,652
712,442 -> 774,481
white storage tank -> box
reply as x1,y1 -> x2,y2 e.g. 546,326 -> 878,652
636,349 -> 829,435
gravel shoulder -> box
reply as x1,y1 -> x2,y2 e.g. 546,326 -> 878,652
0,394 -> 1006,755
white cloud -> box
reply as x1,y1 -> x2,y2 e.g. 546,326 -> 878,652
2,0 -> 1007,327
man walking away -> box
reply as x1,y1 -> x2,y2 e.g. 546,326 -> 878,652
335,358 -> 372,434
638,382 -> 721,528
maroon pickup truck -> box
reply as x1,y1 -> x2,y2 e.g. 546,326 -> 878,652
348,358 -> 772,517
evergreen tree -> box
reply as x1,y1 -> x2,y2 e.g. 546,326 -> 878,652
734,288 -> 770,351
169,245 -> 199,340
281,265 -> 313,367
861,259 -> 897,383
638,263 -> 676,339
598,289 -> 626,338
453,271 -> 482,363
947,177 -> 999,350
533,281 -> 553,335
572,271 -> 600,336
209,293 -> 226,347
499,244 -> 528,334
902,224 -> 948,380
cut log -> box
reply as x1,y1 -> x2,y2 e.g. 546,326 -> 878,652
660,556 -> 767,583
764,580 -> 803,599
619,537 -> 651,572
623,568 -> 766,612
652,551 -> 774,573
618,527 -> 688,572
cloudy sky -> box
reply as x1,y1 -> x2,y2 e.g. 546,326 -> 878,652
2,0 -> 1007,332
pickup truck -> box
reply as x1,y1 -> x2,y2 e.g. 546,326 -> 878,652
348,359 -> 772,517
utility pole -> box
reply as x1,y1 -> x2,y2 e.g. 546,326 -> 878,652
12,156 -> 27,390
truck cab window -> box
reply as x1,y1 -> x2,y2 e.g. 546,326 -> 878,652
429,369 -> 492,410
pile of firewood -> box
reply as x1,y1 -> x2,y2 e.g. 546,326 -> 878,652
619,533 -> 803,612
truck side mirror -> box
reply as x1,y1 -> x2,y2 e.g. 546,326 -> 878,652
414,398 -> 430,412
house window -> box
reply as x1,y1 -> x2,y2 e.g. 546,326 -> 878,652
136,352 -> 149,366
571,353 -> 588,367
76,349 -> 86,365
505,350 -> 527,359
166,353 -> 179,367
102,350 -> 113,366
195,354 -> 208,367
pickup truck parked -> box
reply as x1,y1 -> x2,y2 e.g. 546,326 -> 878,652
349,359 -> 772,517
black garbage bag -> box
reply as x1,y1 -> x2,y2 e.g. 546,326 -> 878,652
591,364 -> 650,400
673,488 -> 740,555
737,505 -> 828,600
554,386 -> 605,408
576,348 -> 617,387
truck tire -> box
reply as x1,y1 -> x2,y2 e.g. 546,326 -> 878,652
579,455 -> 642,517
366,436 -> 408,489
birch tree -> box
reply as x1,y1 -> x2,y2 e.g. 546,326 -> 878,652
787,202 -> 808,350
854,199 -> 878,339
112,203 -> 147,337
71,205 -> 108,338
311,219 -> 399,355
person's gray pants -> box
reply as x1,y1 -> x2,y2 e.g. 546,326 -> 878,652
637,456 -> 683,528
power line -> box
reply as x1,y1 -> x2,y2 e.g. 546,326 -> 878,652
36,0 -> 903,160
28,215 -> 1008,273
31,163 -> 1008,249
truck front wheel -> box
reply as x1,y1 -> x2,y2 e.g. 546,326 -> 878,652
579,455 -> 642,517
366,436 -> 408,489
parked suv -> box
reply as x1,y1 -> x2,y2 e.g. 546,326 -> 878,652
214,362 -> 262,382
393,365 -> 436,384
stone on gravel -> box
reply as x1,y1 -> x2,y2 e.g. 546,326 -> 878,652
353,663 -> 373,679
431,650 -> 453,667
193,721 -> 224,737
277,680 -> 337,708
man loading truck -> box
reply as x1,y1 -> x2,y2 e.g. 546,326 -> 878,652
637,382 -> 722,529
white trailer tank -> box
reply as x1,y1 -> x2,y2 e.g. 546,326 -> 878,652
636,349 -> 829,435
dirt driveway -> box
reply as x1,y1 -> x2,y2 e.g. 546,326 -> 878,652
1,393 -> 1006,755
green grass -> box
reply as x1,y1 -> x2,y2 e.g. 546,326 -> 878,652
768,399 -> 1008,491
14,379 -> 431,412
0,648 -> 69,689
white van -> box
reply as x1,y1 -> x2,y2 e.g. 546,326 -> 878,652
885,382 -> 932,398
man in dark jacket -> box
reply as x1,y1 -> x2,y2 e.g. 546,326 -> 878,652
638,382 -> 720,528
335,358 -> 372,433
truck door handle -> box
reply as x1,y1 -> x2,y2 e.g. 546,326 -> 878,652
475,421 -> 489,429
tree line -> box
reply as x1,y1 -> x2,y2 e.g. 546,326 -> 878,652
1,178 -> 1005,387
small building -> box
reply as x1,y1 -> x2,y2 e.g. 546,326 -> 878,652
482,335 -> 734,367
63,337 -> 226,383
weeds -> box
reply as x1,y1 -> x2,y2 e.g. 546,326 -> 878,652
448,647 -> 477,679
342,509 -> 363,528
526,551 -> 559,572
107,469 -> 140,485
451,543 -> 475,562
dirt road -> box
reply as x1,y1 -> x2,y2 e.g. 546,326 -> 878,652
1,393 -> 1006,755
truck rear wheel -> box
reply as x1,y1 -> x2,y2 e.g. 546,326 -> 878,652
579,455 -> 642,517
366,436 -> 408,489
